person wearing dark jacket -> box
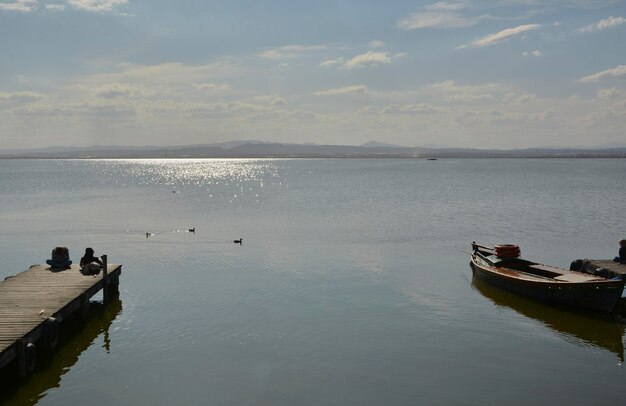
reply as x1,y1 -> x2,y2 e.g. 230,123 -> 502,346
80,247 -> 103,274
46,246 -> 72,268
614,239 -> 626,264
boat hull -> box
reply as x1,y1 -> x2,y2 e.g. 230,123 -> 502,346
470,256 -> 625,313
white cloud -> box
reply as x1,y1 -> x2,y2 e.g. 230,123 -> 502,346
259,44 -> 327,60
254,95 -> 287,106
396,2 -> 486,30
0,0 -> 37,12
14,101 -> 136,120
381,103 -> 441,114
596,87 -> 620,99
426,2 -> 466,11
0,91 -> 44,103
314,85 -> 369,96
94,84 -> 148,99
79,61 -> 240,86
523,50 -> 542,57
66,0 -> 127,13
284,110 -> 317,122
580,65 -> 626,82
196,83 -> 231,92
45,3 -> 65,11
170,102 -> 274,118
320,59 -> 342,68
356,106 -> 381,115
397,11 -> 480,30
429,80 -> 518,103
322,52 -> 402,70
344,52 -> 391,69
580,16 -> 626,32
460,24 -> 540,48
369,40 -> 386,49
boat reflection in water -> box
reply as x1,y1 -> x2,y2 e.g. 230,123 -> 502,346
472,277 -> 625,362
0,298 -> 123,405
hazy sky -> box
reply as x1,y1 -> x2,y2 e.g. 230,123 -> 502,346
1,0 -> 625,149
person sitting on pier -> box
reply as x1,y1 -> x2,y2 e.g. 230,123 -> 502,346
80,247 -> 103,274
614,239 -> 626,264
46,246 -> 72,268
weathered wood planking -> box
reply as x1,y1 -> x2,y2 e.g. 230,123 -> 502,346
0,263 -> 121,372
587,260 -> 626,277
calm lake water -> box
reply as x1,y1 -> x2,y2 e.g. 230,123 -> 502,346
1,158 -> 625,405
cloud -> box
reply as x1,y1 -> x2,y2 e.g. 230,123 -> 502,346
94,84 -> 148,99
0,91 -> 44,103
429,80 -> 519,103
523,50 -> 542,57
45,3 -> 65,11
580,65 -> 626,82
284,110 -> 317,122
426,2 -> 466,11
596,87 -> 620,99
396,2 -> 487,30
460,24 -> 540,48
357,103 -> 442,115
369,40 -> 386,49
580,16 -> 626,32
322,52 -> 402,69
14,101 -> 136,119
66,0 -> 127,12
397,11 -> 479,30
0,0 -> 37,12
320,59 -> 342,68
314,85 -> 369,96
79,61 -> 240,87
1,0 -> 129,13
344,52 -> 391,69
254,95 -> 287,106
381,103 -> 442,114
196,83 -> 231,92
258,44 -> 327,60
176,102 -> 273,117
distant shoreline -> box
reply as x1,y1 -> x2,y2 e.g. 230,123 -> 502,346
3,155 -> 626,160
1,142 -> 625,159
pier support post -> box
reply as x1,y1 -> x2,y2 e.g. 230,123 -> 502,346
80,293 -> 90,323
16,339 -> 36,378
102,255 -> 108,304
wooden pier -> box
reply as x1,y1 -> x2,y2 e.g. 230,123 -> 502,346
586,260 -> 626,278
0,256 -> 121,377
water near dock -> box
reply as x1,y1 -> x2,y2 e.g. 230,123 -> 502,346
1,158 -> 625,405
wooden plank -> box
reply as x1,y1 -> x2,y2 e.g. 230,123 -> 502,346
587,260 -> 626,276
554,274 -> 602,283
0,263 -> 121,371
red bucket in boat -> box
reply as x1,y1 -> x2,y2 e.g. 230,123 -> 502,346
495,244 -> 521,258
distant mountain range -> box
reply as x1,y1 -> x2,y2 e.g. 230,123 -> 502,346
1,141 -> 626,159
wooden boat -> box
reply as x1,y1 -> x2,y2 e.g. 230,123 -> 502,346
470,242 -> 625,313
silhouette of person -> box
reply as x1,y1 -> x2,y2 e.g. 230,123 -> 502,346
80,247 -> 103,274
615,239 -> 626,264
46,247 -> 72,268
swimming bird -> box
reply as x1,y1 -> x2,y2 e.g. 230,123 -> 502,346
189,228 -> 195,233
234,238 -> 243,245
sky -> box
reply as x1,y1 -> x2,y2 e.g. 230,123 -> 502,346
1,0 -> 625,149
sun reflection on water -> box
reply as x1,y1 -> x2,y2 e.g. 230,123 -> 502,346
118,159 -> 282,186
